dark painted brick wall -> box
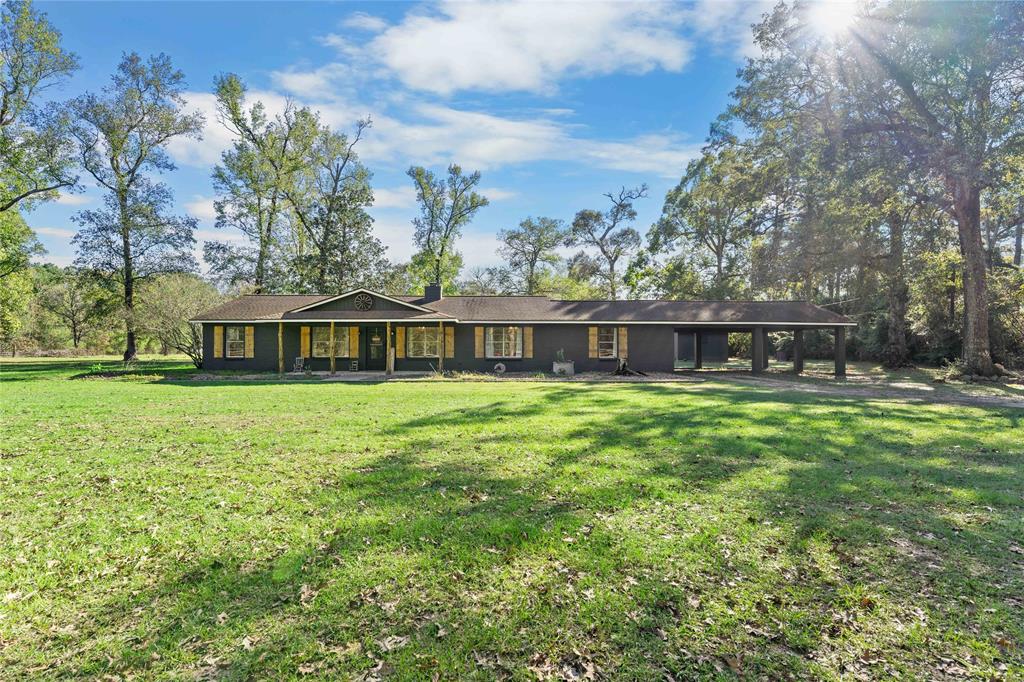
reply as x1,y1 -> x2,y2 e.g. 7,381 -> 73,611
202,322 -> 681,372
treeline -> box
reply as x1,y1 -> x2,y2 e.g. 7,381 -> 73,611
2,1 -> 1022,372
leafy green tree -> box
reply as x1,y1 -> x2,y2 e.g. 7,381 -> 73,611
38,266 -> 112,347
651,149 -> 755,299
730,0 -> 1024,374
497,217 -> 565,295
568,186 -> 646,300
68,53 -> 203,361
137,273 -> 221,368
0,0 -> 79,213
408,164 -> 488,287
287,117 -> 389,293
0,208 -> 41,279
204,74 -> 309,291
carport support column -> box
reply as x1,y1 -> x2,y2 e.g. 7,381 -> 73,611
834,326 -> 847,377
793,329 -> 804,374
694,331 -> 703,369
752,326 -> 764,375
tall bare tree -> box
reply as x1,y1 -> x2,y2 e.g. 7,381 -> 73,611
569,186 -> 647,300
497,217 -> 565,295
68,53 -> 204,361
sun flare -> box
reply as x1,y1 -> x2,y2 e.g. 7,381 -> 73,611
806,1 -> 858,39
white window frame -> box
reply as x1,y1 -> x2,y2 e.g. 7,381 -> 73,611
597,326 -> 617,359
225,326 -> 246,359
311,326 -> 349,358
486,326 -> 523,359
407,326 -> 441,358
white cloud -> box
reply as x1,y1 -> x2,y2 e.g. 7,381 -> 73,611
340,12 -> 388,33
33,226 -> 77,238
367,216 -> 415,262
55,193 -> 91,206
478,186 -> 517,201
185,196 -> 218,222
373,185 -> 417,209
168,89 -> 697,178
687,0 -> 774,57
366,1 -> 692,95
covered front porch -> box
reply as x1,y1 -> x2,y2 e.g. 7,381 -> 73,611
673,325 -> 850,376
274,319 -> 454,375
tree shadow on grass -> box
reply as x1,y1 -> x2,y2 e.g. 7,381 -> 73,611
26,383 -> 1024,679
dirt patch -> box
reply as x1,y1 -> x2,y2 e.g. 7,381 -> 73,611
727,374 -> 1024,409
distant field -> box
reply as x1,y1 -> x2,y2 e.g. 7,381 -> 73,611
1,357 -> 1021,679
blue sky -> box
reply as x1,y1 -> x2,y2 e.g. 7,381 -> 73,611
28,0 -> 771,273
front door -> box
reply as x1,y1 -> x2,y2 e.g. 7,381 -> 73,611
365,326 -> 386,370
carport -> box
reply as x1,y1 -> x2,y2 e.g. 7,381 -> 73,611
673,323 -> 852,376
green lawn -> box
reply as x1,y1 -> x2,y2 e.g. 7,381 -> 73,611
2,358 -> 1022,680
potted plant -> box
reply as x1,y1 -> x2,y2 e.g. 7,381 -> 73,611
552,348 -> 574,376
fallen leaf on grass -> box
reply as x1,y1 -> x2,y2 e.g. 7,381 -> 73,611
300,584 -> 318,607
376,635 -> 409,652
216,612 -> 228,625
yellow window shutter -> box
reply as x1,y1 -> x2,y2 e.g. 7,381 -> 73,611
349,326 -> 359,358
523,326 -> 533,358
474,326 -> 484,358
244,325 -> 255,358
618,326 -> 628,359
396,326 -> 405,358
588,326 -> 598,359
300,326 -> 311,358
213,325 -> 224,358
445,326 -> 455,358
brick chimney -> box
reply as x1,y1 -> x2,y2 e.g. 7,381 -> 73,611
423,283 -> 443,303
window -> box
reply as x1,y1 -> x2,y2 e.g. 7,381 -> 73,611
407,326 -> 440,357
597,327 -> 617,359
226,326 -> 246,359
486,326 -> 522,359
312,326 -> 348,357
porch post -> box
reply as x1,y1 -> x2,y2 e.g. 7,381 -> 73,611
438,321 -> 444,371
385,321 -> 392,375
278,322 -> 284,374
752,327 -> 764,375
329,321 -> 336,374
694,331 -> 703,369
793,329 -> 804,374
761,328 -> 771,370
834,326 -> 847,377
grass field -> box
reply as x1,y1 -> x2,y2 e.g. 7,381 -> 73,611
1,357 -> 1022,680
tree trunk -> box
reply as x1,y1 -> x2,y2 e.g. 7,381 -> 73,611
883,212 -> 910,368
950,178 -> 994,375
119,190 -> 138,363
1014,216 -> 1022,268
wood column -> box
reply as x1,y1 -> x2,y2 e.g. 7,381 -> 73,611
834,326 -> 847,377
693,331 -> 703,369
793,329 -> 804,374
385,321 -> 392,375
329,321 -> 336,374
278,322 -> 284,374
438,321 -> 444,371
752,327 -> 764,375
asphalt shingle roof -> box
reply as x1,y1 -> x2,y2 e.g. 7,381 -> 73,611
193,293 -> 854,326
